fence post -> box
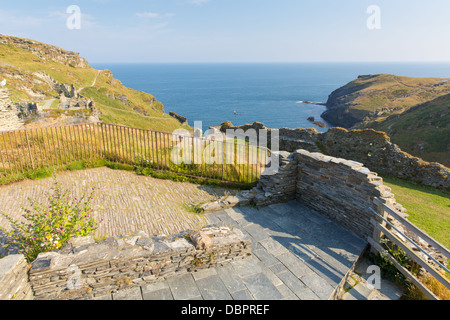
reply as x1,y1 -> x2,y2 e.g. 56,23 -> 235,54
370,201 -> 388,254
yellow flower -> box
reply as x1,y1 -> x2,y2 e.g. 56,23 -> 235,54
46,234 -> 53,240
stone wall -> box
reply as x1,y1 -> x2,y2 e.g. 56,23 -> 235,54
216,122 -> 449,191
29,226 -> 251,300
251,151 -> 298,207
0,254 -> 34,300
294,149 -> 404,240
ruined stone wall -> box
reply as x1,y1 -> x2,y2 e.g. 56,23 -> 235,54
0,255 -> 34,300
250,151 -> 298,207
294,149 -> 404,240
28,226 -> 251,300
318,128 -> 449,191
239,148 -> 405,240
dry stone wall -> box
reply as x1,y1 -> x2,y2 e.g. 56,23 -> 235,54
251,151 -> 299,207
0,254 -> 33,300
28,226 -> 251,300
0,89 -> 25,131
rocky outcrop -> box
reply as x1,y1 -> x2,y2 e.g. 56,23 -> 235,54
169,111 -> 188,126
321,76 -> 370,127
322,74 -> 450,128
0,89 -> 25,131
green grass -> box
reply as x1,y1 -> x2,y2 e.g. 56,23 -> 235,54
327,74 -> 450,166
0,159 -> 108,186
373,94 -> 450,166
382,175 -> 450,249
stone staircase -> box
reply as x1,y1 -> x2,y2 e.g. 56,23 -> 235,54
341,256 -> 404,300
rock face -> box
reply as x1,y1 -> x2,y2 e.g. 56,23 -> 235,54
169,111 -> 188,126
322,74 -> 450,128
216,122 -> 449,191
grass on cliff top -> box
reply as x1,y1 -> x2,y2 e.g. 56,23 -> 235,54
339,74 -> 450,120
372,94 -> 450,167
382,175 -> 450,249
0,43 -> 97,88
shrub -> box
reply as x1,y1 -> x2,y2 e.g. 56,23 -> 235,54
1,178 -> 101,262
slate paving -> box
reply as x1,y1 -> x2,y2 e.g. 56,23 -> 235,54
0,167 -> 231,242
0,168 -> 402,300
105,200 -> 370,300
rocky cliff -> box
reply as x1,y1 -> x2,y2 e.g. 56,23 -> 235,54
0,35 -> 89,68
216,121 -> 449,190
322,74 -> 450,128
321,74 -> 450,165
0,35 -> 184,132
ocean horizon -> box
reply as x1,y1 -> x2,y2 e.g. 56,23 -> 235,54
91,62 -> 450,132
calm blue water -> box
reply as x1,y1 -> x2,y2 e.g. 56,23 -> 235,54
91,62 -> 450,132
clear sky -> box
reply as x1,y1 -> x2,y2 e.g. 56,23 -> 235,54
1,0 -> 449,63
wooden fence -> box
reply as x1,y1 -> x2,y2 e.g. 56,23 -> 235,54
369,197 -> 450,300
0,123 -> 270,185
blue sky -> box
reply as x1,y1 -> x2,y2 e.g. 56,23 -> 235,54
1,0 -> 449,63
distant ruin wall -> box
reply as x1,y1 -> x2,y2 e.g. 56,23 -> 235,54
217,122 -> 449,191
169,111 -> 188,126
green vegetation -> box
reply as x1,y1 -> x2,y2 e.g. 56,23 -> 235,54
0,122 -> 260,189
373,94 -> 450,166
382,175 -> 450,249
0,35 -> 186,132
0,178 -> 101,262
324,74 -> 450,165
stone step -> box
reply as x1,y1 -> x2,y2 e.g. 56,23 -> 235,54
341,257 -> 404,300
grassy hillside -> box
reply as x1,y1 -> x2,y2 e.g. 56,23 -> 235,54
382,175 -> 450,249
372,94 -> 449,166
0,35 -> 185,132
322,74 -> 450,166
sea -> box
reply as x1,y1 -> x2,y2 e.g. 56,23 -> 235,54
91,62 -> 450,133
